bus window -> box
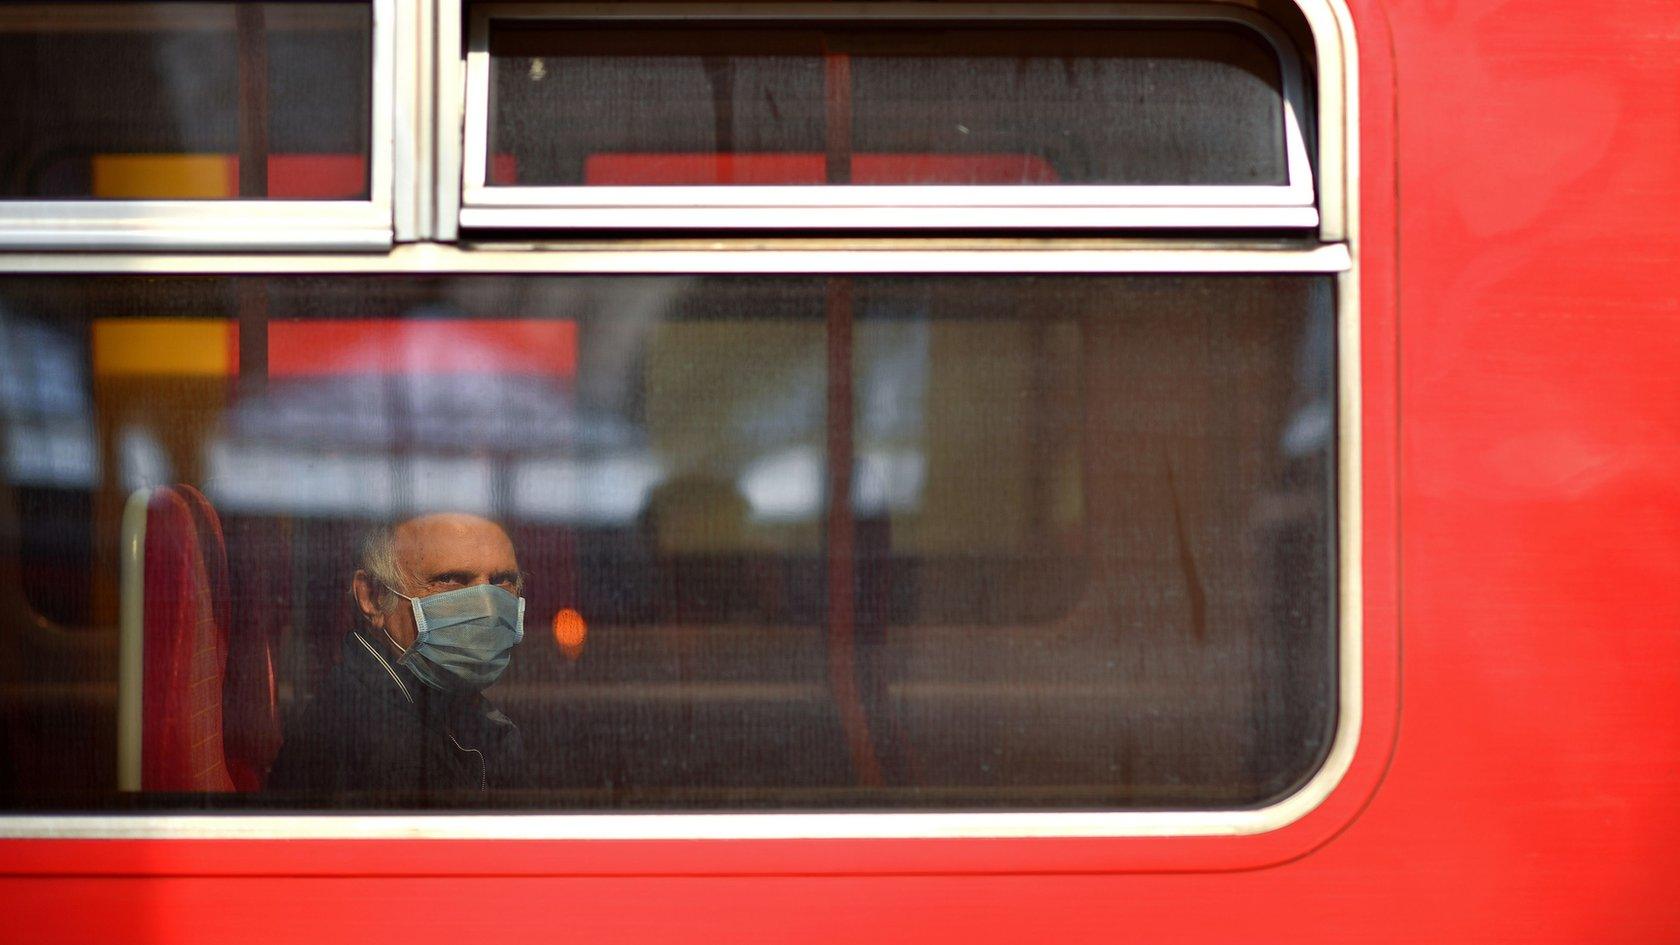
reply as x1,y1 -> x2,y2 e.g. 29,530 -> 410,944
486,25 -> 1289,187
0,273 -> 1335,810
0,2 -> 372,201
460,6 -> 1318,231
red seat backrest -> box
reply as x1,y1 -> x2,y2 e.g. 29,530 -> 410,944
140,484 -> 235,792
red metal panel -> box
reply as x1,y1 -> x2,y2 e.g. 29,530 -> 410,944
8,0 -> 1680,938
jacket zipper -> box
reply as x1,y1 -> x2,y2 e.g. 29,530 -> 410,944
447,729 -> 487,791
358,632 -> 484,791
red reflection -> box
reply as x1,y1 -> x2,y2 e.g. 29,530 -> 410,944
264,154 -> 368,199
583,153 -> 1060,186
268,320 -> 578,378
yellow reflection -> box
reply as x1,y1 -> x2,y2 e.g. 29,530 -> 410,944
92,154 -> 235,199
92,319 -> 235,377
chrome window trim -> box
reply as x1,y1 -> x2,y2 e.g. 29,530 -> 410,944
0,202 -> 392,252
394,0 -> 424,240
436,0 -> 466,241
0,0 -> 1364,841
0,238 -> 1360,840
0,0 -> 398,252
0,241 -> 1348,273
1303,0 -> 1353,243
458,205 -> 1321,229
458,2 -> 1319,232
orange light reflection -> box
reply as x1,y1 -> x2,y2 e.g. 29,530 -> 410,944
552,608 -> 587,661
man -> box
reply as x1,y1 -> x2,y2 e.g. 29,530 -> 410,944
267,512 -> 526,797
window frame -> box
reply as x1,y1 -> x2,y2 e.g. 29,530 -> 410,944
0,0 -> 1388,858
0,236 -> 1359,841
0,0 -> 398,252
457,2 -> 1320,232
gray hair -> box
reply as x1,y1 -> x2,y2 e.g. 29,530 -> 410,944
356,522 -> 411,615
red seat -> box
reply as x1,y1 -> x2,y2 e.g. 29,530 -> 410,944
132,485 -> 286,792
139,485 -> 235,792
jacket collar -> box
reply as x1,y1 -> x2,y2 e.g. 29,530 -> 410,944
349,630 -> 416,704
342,630 -> 508,738
343,629 -> 435,716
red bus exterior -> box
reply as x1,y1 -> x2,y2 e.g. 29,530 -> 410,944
2,0 -> 1678,940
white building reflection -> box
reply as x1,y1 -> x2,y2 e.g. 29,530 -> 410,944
0,310 -> 99,489
200,324 -> 929,527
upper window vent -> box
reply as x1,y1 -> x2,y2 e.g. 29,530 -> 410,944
460,3 -> 1318,231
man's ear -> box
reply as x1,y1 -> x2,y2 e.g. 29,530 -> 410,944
352,570 -> 386,629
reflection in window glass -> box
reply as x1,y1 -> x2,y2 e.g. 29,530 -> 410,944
0,312 -> 98,626
0,3 -> 372,200
488,25 -> 1288,187
0,275 -> 1334,809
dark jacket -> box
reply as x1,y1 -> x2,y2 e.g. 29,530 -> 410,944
266,630 -> 524,801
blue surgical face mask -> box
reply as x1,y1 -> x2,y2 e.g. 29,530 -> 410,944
383,583 -> 525,694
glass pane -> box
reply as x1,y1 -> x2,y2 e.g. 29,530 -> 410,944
488,24 -> 1288,187
0,274 -> 1334,811
0,2 -> 372,200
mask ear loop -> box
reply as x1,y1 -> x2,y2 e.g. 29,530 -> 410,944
380,586 -> 429,656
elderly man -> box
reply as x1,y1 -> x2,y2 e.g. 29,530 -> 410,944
267,512 -> 526,796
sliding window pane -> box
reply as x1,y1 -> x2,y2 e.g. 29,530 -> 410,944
488,23 -> 1289,187
0,2 -> 372,200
